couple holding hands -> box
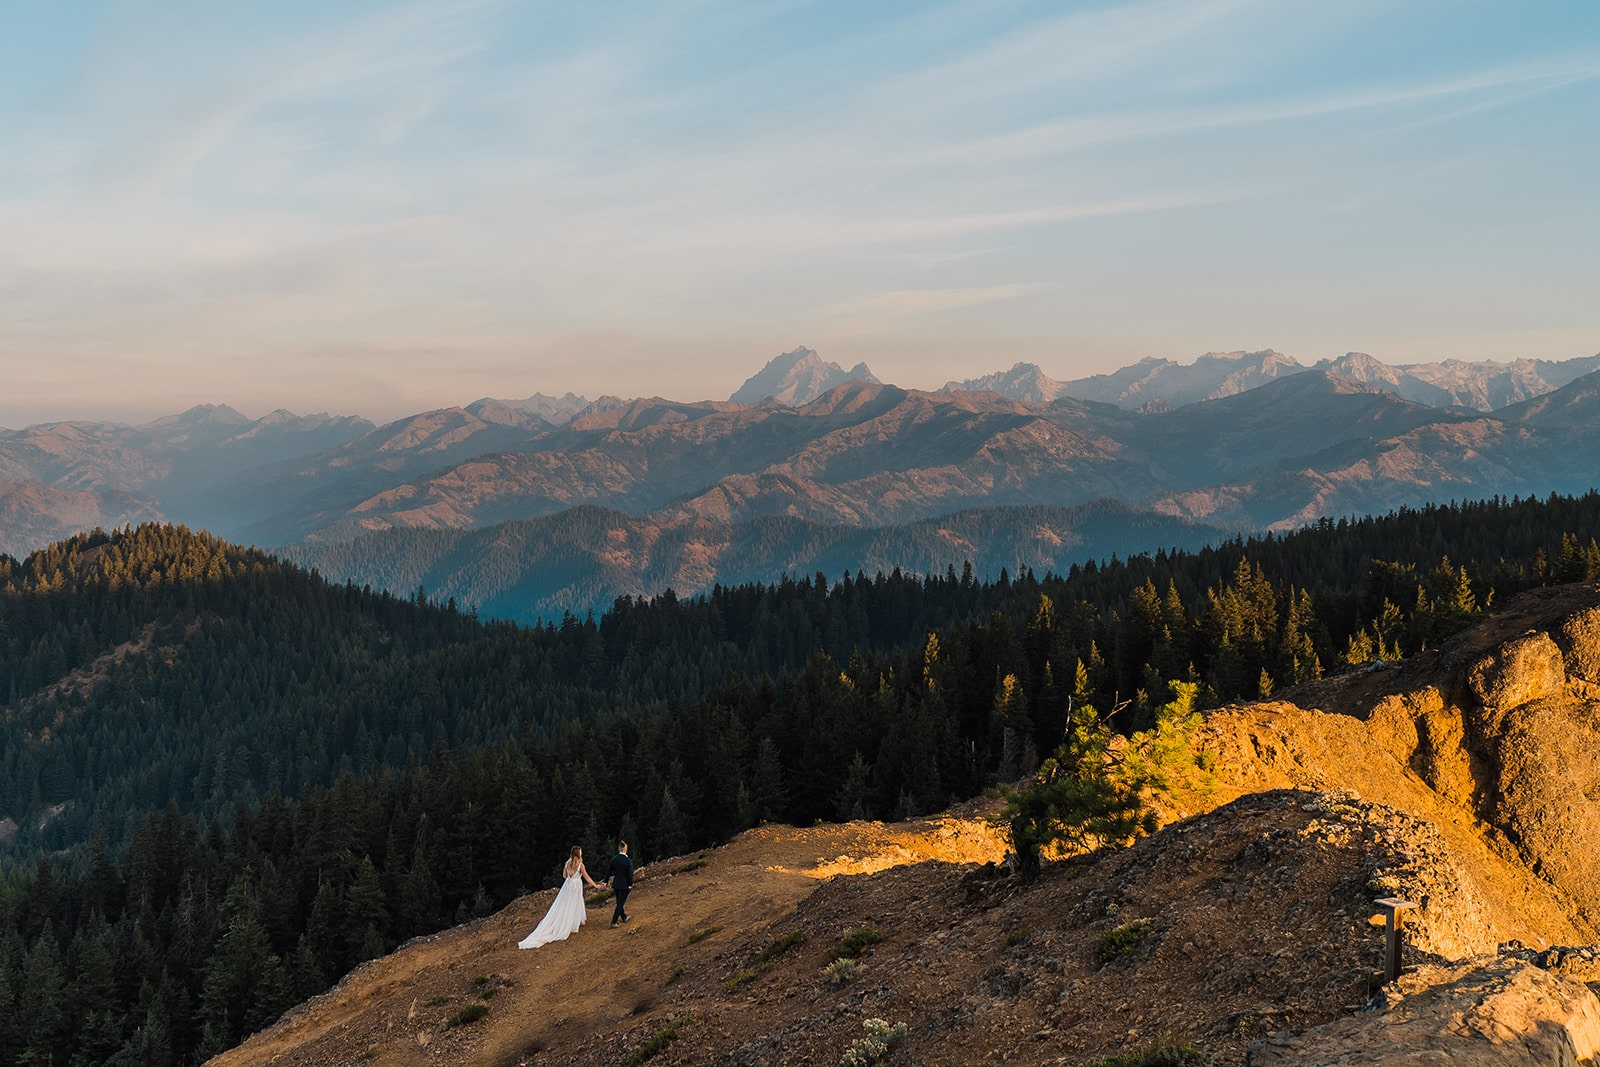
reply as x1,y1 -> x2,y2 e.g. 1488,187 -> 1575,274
517,840 -> 633,949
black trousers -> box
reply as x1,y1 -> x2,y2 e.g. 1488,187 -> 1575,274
612,886 -> 630,924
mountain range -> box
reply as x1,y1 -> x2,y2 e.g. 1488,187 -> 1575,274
5,346 -> 1600,616
942,348 -> 1600,411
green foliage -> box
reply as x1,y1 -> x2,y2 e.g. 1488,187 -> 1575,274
756,930 -> 808,964
1079,1031 -> 1209,1066
839,1017 -> 908,1067
686,925 -> 724,945
833,927 -> 883,959
1123,681 -> 1214,798
995,696 -> 1155,881
722,969 -> 757,991
822,958 -> 865,987
665,964 -> 689,985
629,1014 -> 694,1065
672,859 -> 707,874
442,1003 -> 489,1029
1095,918 -> 1155,963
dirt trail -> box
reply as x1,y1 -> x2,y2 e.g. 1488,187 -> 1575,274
212,812 -> 1006,1066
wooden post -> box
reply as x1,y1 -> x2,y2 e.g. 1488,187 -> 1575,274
1374,898 -> 1418,983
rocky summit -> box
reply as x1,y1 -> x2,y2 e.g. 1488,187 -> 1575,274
210,582 -> 1600,1066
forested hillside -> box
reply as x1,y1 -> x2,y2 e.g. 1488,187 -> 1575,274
4,493 -> 1600,1064
283,500 -> 1229,620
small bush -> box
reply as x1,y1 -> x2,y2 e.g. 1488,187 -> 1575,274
722,969 -> 757,991
822,958 -> 865,986
1079,1031 -> 1209,1066
442,1003 -> 489,1030
834,927 -> 883,959
423,995 -> 451,1008
629,1014 -> 695,1065
1004,929 -> 1028,949
473,975 -> 490,987
839,1017 -> 907,1067
665,964 -> 689,985
1095,918 -> 1154,963
757,930 -> 808,964
673,859 -> 708,874
687,925 -> 724,945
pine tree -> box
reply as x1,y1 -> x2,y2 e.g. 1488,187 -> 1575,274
342,857 -> 389,963
994,697 -> 1155,883
654,787 -> 689,860
19,922 -> 68,1065
832,752 -> 874,821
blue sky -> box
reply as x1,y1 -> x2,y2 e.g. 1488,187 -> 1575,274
2,0 -> 1598,425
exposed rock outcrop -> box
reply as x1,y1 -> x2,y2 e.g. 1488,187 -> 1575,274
1248,954 -> 1600,1066
1213,584 -> 1600,935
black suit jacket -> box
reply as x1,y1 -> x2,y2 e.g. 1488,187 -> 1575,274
607,852 -> 634,890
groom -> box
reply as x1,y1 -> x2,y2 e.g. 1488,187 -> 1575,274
606,840 -> 634,927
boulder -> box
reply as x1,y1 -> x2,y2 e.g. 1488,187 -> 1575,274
1467,633 -> 1565,713
1556,606 -> 1600,684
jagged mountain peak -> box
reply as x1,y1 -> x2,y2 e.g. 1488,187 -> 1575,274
729,347 -> 880,406
1196,347 -> 1293,365
471,391 -> 591,426
1062,348 -> 1307,409
140,403 -> 251,430
1312,351 -> 1600,411
940,362 -> 1069,403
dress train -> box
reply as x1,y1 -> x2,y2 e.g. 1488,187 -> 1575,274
518,875 -> 587,949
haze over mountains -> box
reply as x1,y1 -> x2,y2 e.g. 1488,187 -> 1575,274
5,346 -> 1600,616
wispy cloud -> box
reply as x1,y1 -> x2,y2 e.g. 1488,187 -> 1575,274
819,284 -> 1038,335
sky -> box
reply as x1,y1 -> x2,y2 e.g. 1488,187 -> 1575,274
2,0 -> 1598,427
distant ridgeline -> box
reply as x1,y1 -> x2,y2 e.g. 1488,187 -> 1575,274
279,500 -> 1233,622
4,494 -> 1600,1063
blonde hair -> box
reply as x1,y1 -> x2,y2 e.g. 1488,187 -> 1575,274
564,845 -> 583,877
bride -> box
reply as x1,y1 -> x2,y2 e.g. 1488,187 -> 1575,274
518,846 -> 604,949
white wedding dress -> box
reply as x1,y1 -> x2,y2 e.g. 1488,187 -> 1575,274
518,870 -> 588,949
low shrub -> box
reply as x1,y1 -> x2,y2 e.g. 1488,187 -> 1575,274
722,969 -> 757,991
1095,918 -> 1154,963
834,926 -> 883,959
1079,1031 -> 1209,1066
757,930 -> 808,964
686,925 -> 724,945
442,1003 -> 489,1030
629,1014 -> 695,1065
839,1017 -> 907,1067
822,958 -> 865,986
